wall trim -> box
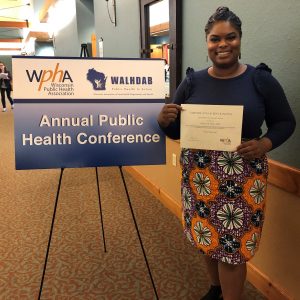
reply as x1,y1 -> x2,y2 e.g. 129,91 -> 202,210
268,159 -> 300,197
247,263 -> 293,300
124,166 -> 293,300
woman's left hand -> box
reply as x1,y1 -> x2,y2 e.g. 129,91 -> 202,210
236,137 -> 272,160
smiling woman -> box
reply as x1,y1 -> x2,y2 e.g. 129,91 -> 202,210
205,11 -> 244,78
157,6 -> 295,300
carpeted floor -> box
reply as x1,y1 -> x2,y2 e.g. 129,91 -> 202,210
0,108 -> 266,299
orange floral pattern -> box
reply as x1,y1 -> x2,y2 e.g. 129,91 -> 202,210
181,149 -> 268,265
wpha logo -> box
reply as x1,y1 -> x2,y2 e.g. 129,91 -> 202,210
26,63 -> 73,91
87,68 -> 107,90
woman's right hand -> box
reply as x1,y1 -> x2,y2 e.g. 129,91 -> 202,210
157,104 -> 182,128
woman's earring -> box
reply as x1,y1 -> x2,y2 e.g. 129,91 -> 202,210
239,53 -> 241,59
206,55 -> 208,62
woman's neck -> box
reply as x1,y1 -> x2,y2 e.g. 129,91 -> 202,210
209,63 -> 246,79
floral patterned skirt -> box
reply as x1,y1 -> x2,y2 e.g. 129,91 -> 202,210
181,149 -> 268,265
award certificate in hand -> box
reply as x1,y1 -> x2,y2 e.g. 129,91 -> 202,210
0,73 -> 8,79
180,104 -> 243,151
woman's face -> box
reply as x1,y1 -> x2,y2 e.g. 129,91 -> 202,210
206,21 -> 241,68
0,63 -> 4,72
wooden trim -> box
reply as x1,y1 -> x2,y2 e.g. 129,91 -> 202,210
123,166 -> 293,300
0,38 -> 22,43
39,0 -> 58,22
150,22 -> 169,34
247,263 -> 292,300
0,21 -> 27,28
123,166 -> 182,218
0,48 -> 21,51
24,31 -> 51,42
268,159 -> 300,196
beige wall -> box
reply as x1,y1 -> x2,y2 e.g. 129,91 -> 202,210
252,184 -> 300,299
133,138 -> 181,203
131,138 -> 300,300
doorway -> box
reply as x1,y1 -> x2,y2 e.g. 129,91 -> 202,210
140,0 -> 182,101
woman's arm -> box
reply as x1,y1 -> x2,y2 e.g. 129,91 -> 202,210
157,78 -> 189,140
256,70 -> 296,149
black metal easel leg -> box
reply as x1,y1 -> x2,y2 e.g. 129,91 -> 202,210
95,167 -> 107,253
118,166 -> 159,300
38,168 -> 64,300
80,43 -> 89,58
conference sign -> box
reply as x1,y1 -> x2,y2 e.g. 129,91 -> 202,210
12,57 -> 166,170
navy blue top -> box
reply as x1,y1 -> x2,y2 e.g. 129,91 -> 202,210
161,64 -> 295,150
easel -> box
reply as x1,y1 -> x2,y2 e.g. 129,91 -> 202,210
37,46 -> 159,299
80,43 -> 89,58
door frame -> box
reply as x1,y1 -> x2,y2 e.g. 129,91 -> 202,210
139,0 -> 182,101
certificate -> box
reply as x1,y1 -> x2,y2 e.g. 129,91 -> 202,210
180,104 -> 243,151
0,73 -> 8,79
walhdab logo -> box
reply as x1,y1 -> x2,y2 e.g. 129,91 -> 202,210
26,63 -> 73,91
87,68 -> 107,90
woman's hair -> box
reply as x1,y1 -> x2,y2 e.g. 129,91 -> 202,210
205,7 -> 242,38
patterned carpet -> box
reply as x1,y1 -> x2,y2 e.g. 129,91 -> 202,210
0,109 -> 266,299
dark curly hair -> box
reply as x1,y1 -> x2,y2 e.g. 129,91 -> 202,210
205,7 -> 242,38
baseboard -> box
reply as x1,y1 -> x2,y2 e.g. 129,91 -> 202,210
268,159 -> 300,197
123,166 -> 182,219
247,263 -> 293,300
123,166 -> 293,300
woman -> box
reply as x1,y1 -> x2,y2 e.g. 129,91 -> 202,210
157,7 -> 295,300
0,61 -> 14,112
